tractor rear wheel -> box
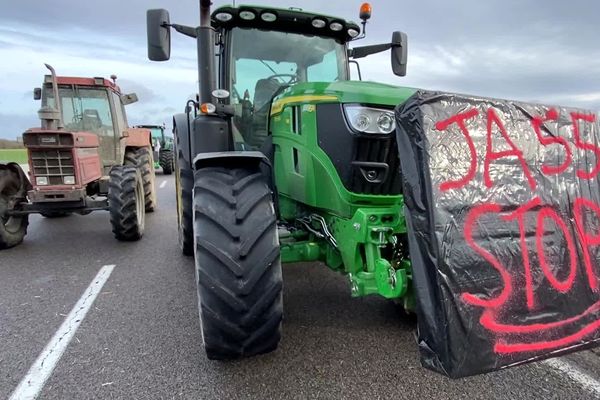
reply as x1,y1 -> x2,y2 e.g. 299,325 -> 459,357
159,150 -> 174,175
0,164 -> 29,250
125,147 -> 157,212
174,133 -> 193,256
109,166 -> 145,241
193,167 -> 283,359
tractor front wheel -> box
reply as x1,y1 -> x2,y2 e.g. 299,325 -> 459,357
159,150 -> 174,175
125,147 -> 157,212
0,164 -> 29,250
193,167 -> 283,359
109,166 -> 145,241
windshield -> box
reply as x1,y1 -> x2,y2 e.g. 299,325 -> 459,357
43,85 -> 115,137
230,28 -> 347,103
229,27 -> 347,148
149,128 -> 163,139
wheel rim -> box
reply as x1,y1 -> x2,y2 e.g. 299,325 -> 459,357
136,176 -> 145,228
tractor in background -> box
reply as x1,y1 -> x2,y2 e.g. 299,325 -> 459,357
135,124 -> 174,174
0,64 -> 157,250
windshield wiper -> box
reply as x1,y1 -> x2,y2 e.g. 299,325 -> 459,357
260,60 -> 278,75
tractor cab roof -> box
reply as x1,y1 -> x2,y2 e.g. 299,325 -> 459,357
211,4 -> 360,43
43,75 -> 122,95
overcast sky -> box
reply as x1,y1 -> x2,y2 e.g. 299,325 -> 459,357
0,0 -> 598,139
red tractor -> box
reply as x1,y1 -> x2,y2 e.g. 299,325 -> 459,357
0,64 -> 156,249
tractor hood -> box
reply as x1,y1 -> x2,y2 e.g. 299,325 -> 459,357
273,81 -> 419,111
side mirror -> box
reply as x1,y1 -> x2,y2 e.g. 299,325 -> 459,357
33,88 -> 42,100
147,9 -> 171,61
391,31 -> 408,77
121,93 -> 139,105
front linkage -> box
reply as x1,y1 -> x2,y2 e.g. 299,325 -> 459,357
280,204 -> 413,307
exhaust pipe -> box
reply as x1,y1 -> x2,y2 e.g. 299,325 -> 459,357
38,64 -> 64,130
200,0 -> 212,27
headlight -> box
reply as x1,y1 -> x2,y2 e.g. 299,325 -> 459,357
63,176 -> 75,185
239,11 -> 256,20
261,12 -> 277,22
214,12 -> 233,22
343,105 -> 396,134
36,176 -> 48,186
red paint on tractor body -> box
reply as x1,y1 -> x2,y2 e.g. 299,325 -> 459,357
23,129 -> 102,190
53,76 -> 122,94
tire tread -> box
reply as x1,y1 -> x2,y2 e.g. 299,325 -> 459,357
109,166 -> 145,241
193,167 -> 282,359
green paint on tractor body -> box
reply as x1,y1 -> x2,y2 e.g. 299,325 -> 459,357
269,81 -> 417,303
202,4 -> 418,304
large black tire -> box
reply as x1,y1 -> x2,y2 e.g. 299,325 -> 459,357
159,150 -> 174,175
109,166 -> 145,241
174,131 -> 193,256
0,164 -> 29,250
125,147 -> 157,212
193,167 -> 283,359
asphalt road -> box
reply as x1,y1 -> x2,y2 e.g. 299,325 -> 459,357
1,174 -> 599,399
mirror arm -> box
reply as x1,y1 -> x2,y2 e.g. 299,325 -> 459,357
349,60 -> 363,80
169,23 -> 198,38
349,43 -> 392,59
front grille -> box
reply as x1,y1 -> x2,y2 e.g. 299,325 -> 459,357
348,136 -> 402,195
23,133 -> 74,147
316,103 -> 403,196
31,149 -> 74,185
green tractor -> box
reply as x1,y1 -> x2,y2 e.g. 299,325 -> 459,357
147,2 -> 413,359
136,124 -> 175,174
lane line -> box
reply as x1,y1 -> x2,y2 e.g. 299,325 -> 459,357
9,265 -> 116,400
159,180 -> 167,189
543,357 -> 600,397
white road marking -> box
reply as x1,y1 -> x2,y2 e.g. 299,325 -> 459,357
543,357 -> 600,397
9,265 -> 116,400
160,180 -> 167,189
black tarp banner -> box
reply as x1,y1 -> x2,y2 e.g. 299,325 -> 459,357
395,91 -> 600,378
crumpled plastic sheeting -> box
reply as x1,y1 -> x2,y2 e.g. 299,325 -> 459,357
395,90 -> 600,378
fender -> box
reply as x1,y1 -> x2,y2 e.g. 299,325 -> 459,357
190,115 -> 231,158
173,113 -> 192,170
193,151 -> 278,213
124,127 -> 152,147
176,113 -> 234,170
193,151 -> 269,170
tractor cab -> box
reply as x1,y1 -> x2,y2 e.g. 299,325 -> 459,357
208,5 -> 406,150
147,4 -> 406,151
133,124 -> 174,174
38,74 -> 137,167
214,7 -> 353,148
137,124 -> 168,150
